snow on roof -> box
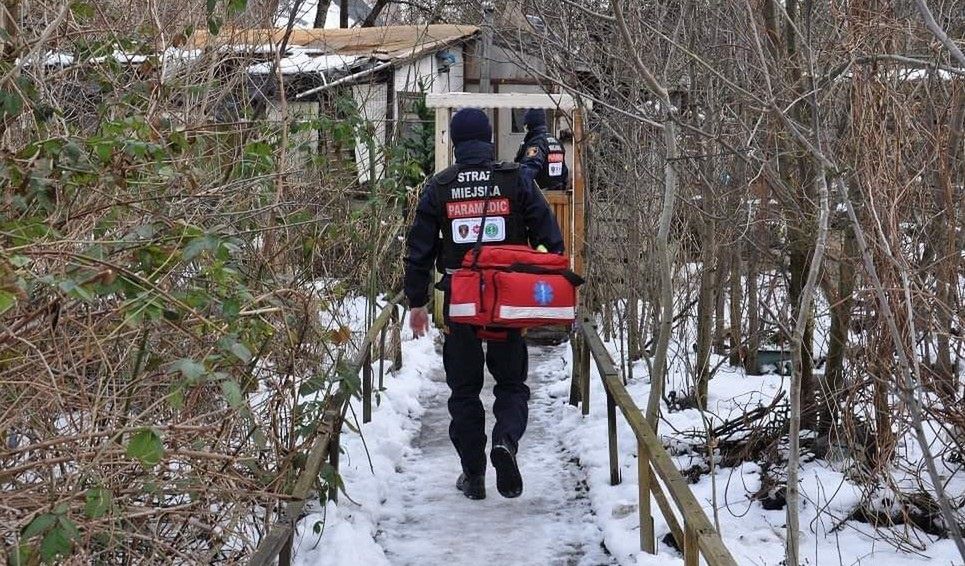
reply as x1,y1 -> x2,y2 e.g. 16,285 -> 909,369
247,52 -> 360,75
19,50 -> 149,68
187,24 -> 479,62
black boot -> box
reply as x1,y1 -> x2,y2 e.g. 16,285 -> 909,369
490,440 -> 523,498
456,472 -> 486,500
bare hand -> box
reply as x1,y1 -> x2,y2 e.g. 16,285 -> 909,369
409,307 -> 430,338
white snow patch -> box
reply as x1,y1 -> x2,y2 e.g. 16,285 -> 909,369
291,322 -> 439,566
247,52 -> 359,75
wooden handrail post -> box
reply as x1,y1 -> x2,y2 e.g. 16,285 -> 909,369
684,522 -> 699,566
328,427 -> 341,503
580,329 -> 591,415
606,383 -> 621,485
638,439 -> 655,554
569,333 -> 583,407
378,325 -> 387,391
279,535 -> 293,566
391,305 -> 403,371
362,350 -> 373,423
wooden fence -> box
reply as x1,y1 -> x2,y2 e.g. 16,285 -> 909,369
249,292 -> 405,566
572,318 -> 738,566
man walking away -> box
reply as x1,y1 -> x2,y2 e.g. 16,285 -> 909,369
514,108 -> 569,190
404,108 -> 564,500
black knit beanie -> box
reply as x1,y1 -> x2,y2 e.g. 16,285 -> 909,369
450,108 -> 492,143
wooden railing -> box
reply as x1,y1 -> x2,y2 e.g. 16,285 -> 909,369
572,318 -> 738,566
249,292 -> 405,566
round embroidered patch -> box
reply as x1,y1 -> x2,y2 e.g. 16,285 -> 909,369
533,280 -> 554,306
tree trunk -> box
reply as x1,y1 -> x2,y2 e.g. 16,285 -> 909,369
313,0 -> 327,27
340,0 -> 349,27
789,235 -> 817,431
787,171 -> 830,566
695,233 -> 716,409
821,228 -> 855,439
611,0 -> 681,431
713,253 -> 727,355
746,234 -> 761,375
932,90 -> 964,393
729,247 -> 743,367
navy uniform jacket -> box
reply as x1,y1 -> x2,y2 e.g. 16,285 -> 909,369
404,140 -> 565,308
514,125 -> 569,190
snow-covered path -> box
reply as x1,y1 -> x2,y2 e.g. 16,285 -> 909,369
376,346 -> 616,566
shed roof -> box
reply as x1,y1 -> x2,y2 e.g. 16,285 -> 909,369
187,24 -> 479,62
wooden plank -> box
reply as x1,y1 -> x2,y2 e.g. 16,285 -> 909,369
432,108 -> 452,328
546,191 -> 572,258
571,109 -> 586,278
425,92 -> 588,110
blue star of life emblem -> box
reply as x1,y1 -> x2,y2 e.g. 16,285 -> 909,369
533,280 -> 554,306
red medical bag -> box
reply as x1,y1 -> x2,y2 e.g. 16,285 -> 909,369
448,245 -> 583,329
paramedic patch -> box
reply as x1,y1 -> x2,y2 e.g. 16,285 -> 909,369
446,198 -> 511,219
452,217 -> 506,244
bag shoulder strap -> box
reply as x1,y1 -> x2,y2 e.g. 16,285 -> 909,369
469,165 -> 497,269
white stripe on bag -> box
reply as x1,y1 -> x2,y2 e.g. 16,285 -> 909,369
449,303 -> 477,317
498,306 -> 575,320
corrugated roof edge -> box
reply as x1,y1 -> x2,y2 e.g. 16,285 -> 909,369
185,25 -> 480,62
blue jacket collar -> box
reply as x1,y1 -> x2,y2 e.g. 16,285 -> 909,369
454,140 -> 495,165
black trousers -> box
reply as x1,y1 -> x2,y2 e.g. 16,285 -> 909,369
443,322 -> 530,476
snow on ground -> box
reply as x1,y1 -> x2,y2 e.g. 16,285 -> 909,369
538,340 -> 963,566
287,299 -> 960,566
290,322 -> 439,566
376,346 -> 615,566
